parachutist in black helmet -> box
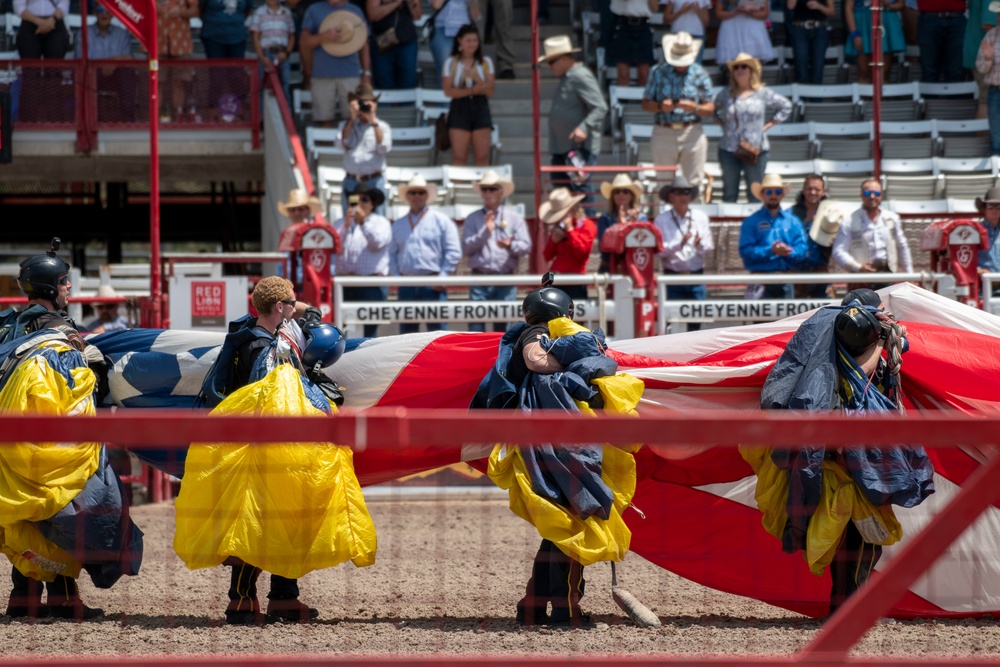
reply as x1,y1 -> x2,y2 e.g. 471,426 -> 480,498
17,237 -> 72,310
522,272 -> 575,325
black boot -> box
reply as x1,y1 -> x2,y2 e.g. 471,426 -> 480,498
46,575 -> 104,621
545,541 -> 594,629
226,561 -> 264,626
516,540 -> 554,627
266,575 -> 318,623
6,567 -> 46,619
829,522 -> 882,615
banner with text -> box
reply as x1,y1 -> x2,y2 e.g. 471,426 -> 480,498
99,0 -> 156,51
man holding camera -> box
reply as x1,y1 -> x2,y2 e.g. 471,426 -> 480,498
340,84 -> 392,216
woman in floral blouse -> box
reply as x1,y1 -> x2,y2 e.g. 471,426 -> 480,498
712,53 -> 793,203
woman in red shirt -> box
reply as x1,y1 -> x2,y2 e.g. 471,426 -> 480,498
540,187 -> 597,300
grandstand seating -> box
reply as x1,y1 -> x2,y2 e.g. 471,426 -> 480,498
880,120 -> 937,160
858,82 -> 922,122
811,121 -> 873,161
935,119 -> 991,159
881,158 -> 941,201
919,82 -> 979,121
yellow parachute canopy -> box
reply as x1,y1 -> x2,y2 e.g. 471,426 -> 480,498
174,364 -> 376,578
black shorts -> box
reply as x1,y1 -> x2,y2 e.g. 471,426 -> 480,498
606,17 -> 655,66
448,95 -> 493,132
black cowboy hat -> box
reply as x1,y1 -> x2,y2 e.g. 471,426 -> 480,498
350,181 -> 386,209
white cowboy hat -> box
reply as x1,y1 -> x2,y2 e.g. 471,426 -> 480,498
538,187 -> 587,225
96,284 -> 118,299
277,188 -> 322,217
989,0 -> 1000,12
537,35 -> 581,63
397,174 -> 439,205
662,32 -> 702,68
750,173 -> 787,201
810,200 -> 851,248
600,173 -> 643,202
473,170 -> 515,199
318,9 -> 369,58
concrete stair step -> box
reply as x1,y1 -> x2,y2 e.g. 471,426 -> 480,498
491,99 -> 551,115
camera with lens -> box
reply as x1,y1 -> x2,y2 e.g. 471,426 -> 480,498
359,101 -> 371,112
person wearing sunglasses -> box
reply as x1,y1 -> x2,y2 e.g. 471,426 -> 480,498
85,284 -> 130,334
332,182 -> 392,337
596,173 -> 648,272
461,170 -> 532,332
739,173 -> 809,299
831,178 -> 913,290
975,187 -> 1000,297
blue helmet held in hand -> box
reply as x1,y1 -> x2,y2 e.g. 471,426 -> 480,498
301,322 -> 346,373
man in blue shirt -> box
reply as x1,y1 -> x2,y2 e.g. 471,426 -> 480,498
977,187 -> 1000,297
76,5 -> 138,122
739,173 -> 808,299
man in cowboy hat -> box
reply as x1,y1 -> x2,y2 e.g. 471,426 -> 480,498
739,173 -> 808,299
791,174 -> 833,299
976,187 -> 1000,296
300,0 -> 372,126
540,35 -> 608,206
85,284 -> 130,334
340,83 -> 392,216
831,177 -> 913,290
389,174 -> 462,334
653,175 -> 714,330
540,187 -> 595,301
461,170 -> 532,332
641,32 -> 714,200
278,188 -> 323,225
332,182 -> 393,337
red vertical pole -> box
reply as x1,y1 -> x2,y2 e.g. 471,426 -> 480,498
871,0 -> 883,181
149,12 -> 162,328
531,0 -> 543,273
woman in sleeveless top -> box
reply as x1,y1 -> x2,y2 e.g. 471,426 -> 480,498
441,24 -> 495,166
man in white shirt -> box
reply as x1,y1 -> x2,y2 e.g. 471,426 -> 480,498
653,175 -> 714,330
832,178 -> 913,290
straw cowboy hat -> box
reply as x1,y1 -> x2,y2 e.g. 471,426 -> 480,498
662,32 -> 702,68
349,181 -> 386,209
658,174 -> 694,202
348,83 -> 381,104
277,188 -> 322,217
750,173 -> 787,201
976,186 -> 1000,212
989,1 -> 1000,12
537,35 -> 581,63
96,284 -> 118,299
727,51 -> 762,73
810,200 -> 851,247
600,173 -> 643,202
318,9 -> 369,57
397,174 -> 439,205
539,187 -> 587,225
473,170 -> 515,199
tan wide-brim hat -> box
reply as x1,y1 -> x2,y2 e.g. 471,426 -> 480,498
397,174 -> 439,205
348,83 -> 381,103
989,0 -> 1000,12
277,188 -> 322,217
810,200 -> 851,248
96,284 -> 118,299
662,32 -> 703,68
318,9 -> 369,58
539,187 -> 587,224
537,35 -> 581,63
750,173 -> 787,201
976,186 -> 1000,212
600,173 -> 643,202
473,170 -> 515,199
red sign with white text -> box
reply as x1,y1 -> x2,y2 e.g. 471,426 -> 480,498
98,0 -> 157,51
191,281 -> 226,327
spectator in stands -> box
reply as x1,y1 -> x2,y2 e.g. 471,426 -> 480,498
641,33 -> 714,201
199,0 -> 251,58
390,174 -> 462,333
14,0 -> 70,59
76,4 -> 137,123
249,0 -> 296,105
977,187 -> 1000,295
917,0 -> 967,83
786,0 -> 834,85
662,0 -> 711,64
278,187 -> 323,224
86,285 -> 130,334
653,176 -> 714,330
332,183 -> 392,337
607,0 -> 657,87
790,174 -> 832,298
978,7 -> 1000,155
832,178 -> 914,289
442,24 -> 495,166
430,0 -> 480,78
478,0 -> 515,79
596,173 -> 647,272
713,0 -> 773,68
739,173 -> 808,299
541,35 -> 608,208
966,0 -> 997,120
341,83 -> 391,215
540,187 -> 597,301
157,0 -> 199,123
713,53 -> 793,204
845,0 -> 906,84
366,0 -> 422,90
301,0 -> 372,125
461,170 -> 532,332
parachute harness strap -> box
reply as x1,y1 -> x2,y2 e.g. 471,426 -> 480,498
877,310 -> 907,412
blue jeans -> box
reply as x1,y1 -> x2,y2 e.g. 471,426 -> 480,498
430,27 -> 454,82
719,148 -> 769,203
343,285 -> 389,338
202,39 -> 246,59
341,174 -> 387,217
666,282 -> 707,332
258,59 -> 291,112
917,13 -> 966,83
370,38 -> 419,90
787,23 -> 828,85
551,148 -> 598,217
397,285 -> 449,333
468,284 -> 518,332
990,88 -> 1000,156
763,282 -> 793,299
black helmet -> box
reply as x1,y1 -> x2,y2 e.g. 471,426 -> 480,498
17,238 -> 71,302
841,288 -> 881,308
301,322 -> 346,372
834,305 -> 883,357
523,273 -> 574,325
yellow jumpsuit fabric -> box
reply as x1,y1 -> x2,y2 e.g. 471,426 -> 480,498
173,364 -> 376,578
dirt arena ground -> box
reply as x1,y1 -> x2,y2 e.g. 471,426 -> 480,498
2,492 -> 999,659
